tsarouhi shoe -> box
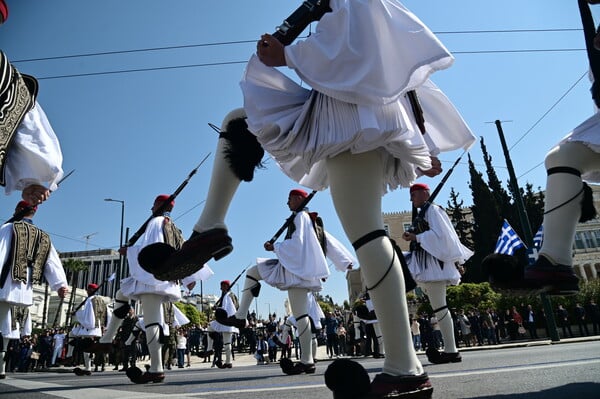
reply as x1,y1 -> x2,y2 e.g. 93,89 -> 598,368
524,255 -> 579,295
369,372 -> 433,398
73,367 -> 92,376
280,358 -> 316,375
325,359 -> 433,399
145,228 -> 233,281
425,347 -> 461,364
126,367 -> 165,384
215,309 -> 247,329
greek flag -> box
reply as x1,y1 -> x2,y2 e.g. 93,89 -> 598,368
533,224 -> 544,249
494,219 -> 526,255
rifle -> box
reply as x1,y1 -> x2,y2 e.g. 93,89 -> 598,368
409,151 -> 466,237
125,153 -> 210,247
268,190 -> 318,244
6,169 -> 75,224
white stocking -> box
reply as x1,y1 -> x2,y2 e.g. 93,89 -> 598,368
312,336 -> 318,359
373,322 -> 385,354
0,302 -> 9,376
288,288 -> 313,365
223,332 -> 232,364
234,266 -> 261,319
140,294 -> 164,373
194,110 -> 246,233
83,352 -> 92,371
100,290 -> 129,344
542,141 -> 600,265
326,150 -> 422,376
420,281 -> 457,353
206,325 -> 214,351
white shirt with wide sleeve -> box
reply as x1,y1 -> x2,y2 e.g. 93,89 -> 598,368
4,102 -> 63,195
407,204 -> 473,285
257,211 -> 329,291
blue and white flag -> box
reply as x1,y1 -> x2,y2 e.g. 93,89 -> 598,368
533,224 -> 544,249
107,272 -> 117,282
494,219 -> 526,255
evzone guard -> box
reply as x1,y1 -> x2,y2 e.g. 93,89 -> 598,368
0,201 -> 68,379
140,0 -> 475,397
205,279 -> 239,369
87,195 -> 212,384
214,188 -> 355,375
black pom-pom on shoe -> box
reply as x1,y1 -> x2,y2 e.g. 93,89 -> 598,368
324,359 -> 370,399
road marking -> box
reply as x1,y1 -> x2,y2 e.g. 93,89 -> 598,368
1,357 -> 598,398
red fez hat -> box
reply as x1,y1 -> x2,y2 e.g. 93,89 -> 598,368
0,1 -> 7,25
220,280 -> 231,286
87,283 -> 99,290
16,200 -> 37,211
410,183 -> 430,193
154,194 -> 175,207
289,188 -> 308,198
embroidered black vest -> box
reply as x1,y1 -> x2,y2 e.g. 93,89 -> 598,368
162,217 -> 184,250
9,221 -> 51,285
91,296 -> 107,328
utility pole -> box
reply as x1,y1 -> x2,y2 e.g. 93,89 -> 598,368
494,120 -> 560,342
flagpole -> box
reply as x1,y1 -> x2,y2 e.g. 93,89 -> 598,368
494,120 -> 559,342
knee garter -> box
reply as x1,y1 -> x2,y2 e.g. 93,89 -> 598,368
546,166 -> 597,222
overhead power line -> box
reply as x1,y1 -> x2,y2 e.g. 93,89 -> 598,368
11,27 -> 584,65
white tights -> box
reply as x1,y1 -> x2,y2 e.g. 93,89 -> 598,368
326,150 -> 422,376
235,267 -> 314,365
542,141 -> 600,265
419,281 -> 457,353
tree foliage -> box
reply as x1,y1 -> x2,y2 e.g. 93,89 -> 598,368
175,302 -> 205,326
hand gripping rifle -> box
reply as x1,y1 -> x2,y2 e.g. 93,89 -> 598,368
5,169 -> 75,224
271,0 -> 331,46
124,153 -> 211,248
268,190 -> 318,245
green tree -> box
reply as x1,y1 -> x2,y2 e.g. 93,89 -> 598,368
446,282 -> 500,312
175,302 -> 205,326
466,154 -> 502,282
446,187 -> 473,249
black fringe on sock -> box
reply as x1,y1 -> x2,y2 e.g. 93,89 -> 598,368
580,182 -> 597,222
220,117 -> 265,182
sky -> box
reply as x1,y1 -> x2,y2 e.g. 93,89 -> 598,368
0,1 -> 598,319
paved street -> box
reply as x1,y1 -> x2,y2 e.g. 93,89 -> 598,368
1,337 -> 599,398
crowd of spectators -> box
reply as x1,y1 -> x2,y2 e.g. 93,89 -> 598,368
3,299 -> 599,373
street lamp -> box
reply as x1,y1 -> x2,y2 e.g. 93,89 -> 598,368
104,198 -> 125,291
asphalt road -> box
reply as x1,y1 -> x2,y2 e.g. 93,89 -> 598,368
1,338 -> 599,399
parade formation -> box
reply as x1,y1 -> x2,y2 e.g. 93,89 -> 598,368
1,1 -> 599,398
